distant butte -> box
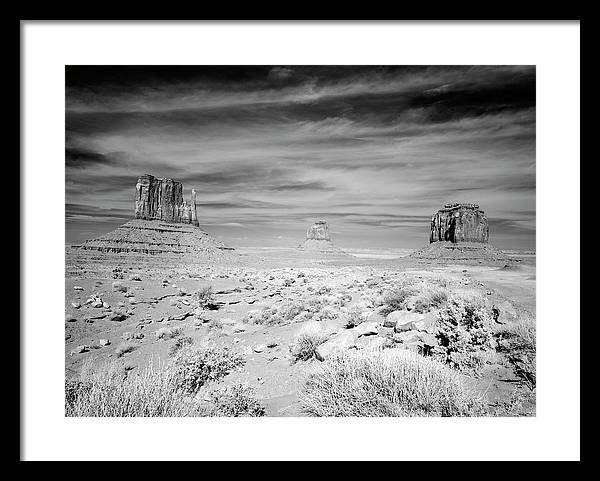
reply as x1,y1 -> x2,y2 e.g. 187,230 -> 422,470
304,220 -> 335,251
430,202 -> 489,244
411,203 -> 509,263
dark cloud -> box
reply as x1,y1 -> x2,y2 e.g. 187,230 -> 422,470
65,66 -> 536,250
65,148 -> 115,168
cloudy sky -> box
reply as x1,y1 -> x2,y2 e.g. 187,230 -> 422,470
65,66 -> 535,250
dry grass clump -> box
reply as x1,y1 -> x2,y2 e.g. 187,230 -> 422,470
193,285 -> 217,309
246,295 -> 342,326
343,306 -> 366,328
155,326 -> 184,340
167,343 -> 244,395
115,340 -> 138,357
495,315 -> 536,389
383,286 -> 416,313
431,292 -> 496,373
168,335 -> 194,356
203,384 -> 266,417
382,276 -> 452,314
65,360 -> 204,417
207,318 -> 223,331
413,286 -> 449,313
300,349 -> 484,417
289,322 -> 329,362
66,342 -> 245,417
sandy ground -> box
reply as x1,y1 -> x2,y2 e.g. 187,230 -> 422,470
65,246 -> 536,416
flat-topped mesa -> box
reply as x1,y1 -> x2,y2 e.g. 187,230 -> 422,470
134,174 -> 198,226
430,202 -> 489,244
306,220 -> 331,241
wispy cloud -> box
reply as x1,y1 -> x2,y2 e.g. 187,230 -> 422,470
66,66 -> 535,249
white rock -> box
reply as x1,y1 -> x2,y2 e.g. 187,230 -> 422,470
354,321 -> 380,337
315,330 -> 358,361
386,311 -> 424,332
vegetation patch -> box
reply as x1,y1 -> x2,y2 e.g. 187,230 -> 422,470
115,341 -> 139,357
431,292 -> 496,373
495,315 -> 536,389
289,322 -> 329,362
203,384 -> 266,417
167,343 -> 244,395
300,348 -> 484,417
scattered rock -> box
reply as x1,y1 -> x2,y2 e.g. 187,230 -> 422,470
65,314 -> 78,323
112,281 -> 128,293
386,311 -> 425,333
253,344 -> 267,353
354,321 -> 379,337
73,286 -> 84,291
107,311 -> 128,322
232,323 -> 246,333
129,274 -> 142,281
98,339 -> 111,346
71,302 -> 81,309
356,336 -> 392,351
315,330 -> 358,361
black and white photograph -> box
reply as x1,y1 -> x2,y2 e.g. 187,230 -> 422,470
64,65 -> 537,417
21,21 -> 580,461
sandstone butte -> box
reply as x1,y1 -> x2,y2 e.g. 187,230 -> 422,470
430,203 -> 489,244
75,175 -> 235,261
134,174 -> 199,226
304,220 -> 335,251
411,203 -> 509,263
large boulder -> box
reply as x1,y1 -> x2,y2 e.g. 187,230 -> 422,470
385,311 -> 425,332
315,330 -> 359,361
354,321 -> 380,337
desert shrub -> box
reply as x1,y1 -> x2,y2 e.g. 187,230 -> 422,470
65,359 -> 204,417
312,305 -> 339,322
489,388 -> 536,416
167,343 -> 244,395
203,384 -> 266,417
343,307 -> 365,328
289,322 -> 329,362
194,285 -> 216,309
65,378 -> 92,407
431,293 -> 496,373
300,348 -> 484,417
168,336 -> 194,356
495,316 -> 536,389
155,326 -> 184,340
413,286 -> 449,313
207,318 -> 223,331
115,341 -> 138,357
383,287 -> 415,313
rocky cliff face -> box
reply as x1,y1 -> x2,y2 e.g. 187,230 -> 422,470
134,174 -> 198,226
430,203 -> 489,244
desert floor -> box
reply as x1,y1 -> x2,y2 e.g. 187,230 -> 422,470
65,246 -> 535,416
